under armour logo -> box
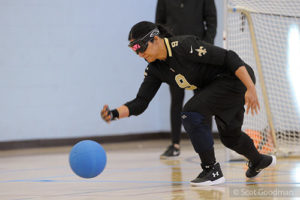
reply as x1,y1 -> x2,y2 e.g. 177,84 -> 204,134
181,115 -> 187,119
212,172 -> 219,177
195,46 -> 207,56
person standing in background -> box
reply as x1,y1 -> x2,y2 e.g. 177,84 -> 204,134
155,0 -> 217,159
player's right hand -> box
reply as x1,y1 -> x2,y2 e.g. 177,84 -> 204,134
245,87 -> 260,115
100,105 -> 112,123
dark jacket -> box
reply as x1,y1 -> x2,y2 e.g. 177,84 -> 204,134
125,35 -> 252,116
155,0 -> 217,44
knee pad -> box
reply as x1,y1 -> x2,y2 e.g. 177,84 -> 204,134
181,112 -> 213,153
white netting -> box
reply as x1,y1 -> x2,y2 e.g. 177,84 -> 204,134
226,0 -> 300,156
228,0 -> 300,17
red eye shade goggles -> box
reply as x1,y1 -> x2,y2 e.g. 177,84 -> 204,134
128,28 -> 160,54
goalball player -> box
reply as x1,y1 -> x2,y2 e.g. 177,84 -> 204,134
101,21 -> 276,186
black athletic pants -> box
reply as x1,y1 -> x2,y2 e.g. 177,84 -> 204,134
182,76 -> 262,165
169,85 -> 212,145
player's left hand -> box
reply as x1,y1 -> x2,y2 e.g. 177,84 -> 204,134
245,86 -> 260,115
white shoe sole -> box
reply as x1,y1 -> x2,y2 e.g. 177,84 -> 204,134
270,155 -> 277,167
249,155 -> 276,178
190,177 -> 225,186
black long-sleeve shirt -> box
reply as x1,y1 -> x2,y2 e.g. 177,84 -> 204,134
125,35 -> 254,116
155,0 -> 217,43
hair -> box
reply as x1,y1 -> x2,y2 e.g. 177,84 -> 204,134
128,21 -> 173,41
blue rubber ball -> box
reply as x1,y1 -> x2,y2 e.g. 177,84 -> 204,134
69,140 -> 107,178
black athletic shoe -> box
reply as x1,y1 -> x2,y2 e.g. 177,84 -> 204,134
190,162 -> 225,186
246,155 -> 276,178
160,145 -> 180,159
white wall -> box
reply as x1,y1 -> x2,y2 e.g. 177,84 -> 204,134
0,0 -> 223,141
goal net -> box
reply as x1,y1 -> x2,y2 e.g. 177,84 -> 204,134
225,0 -> 300,157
